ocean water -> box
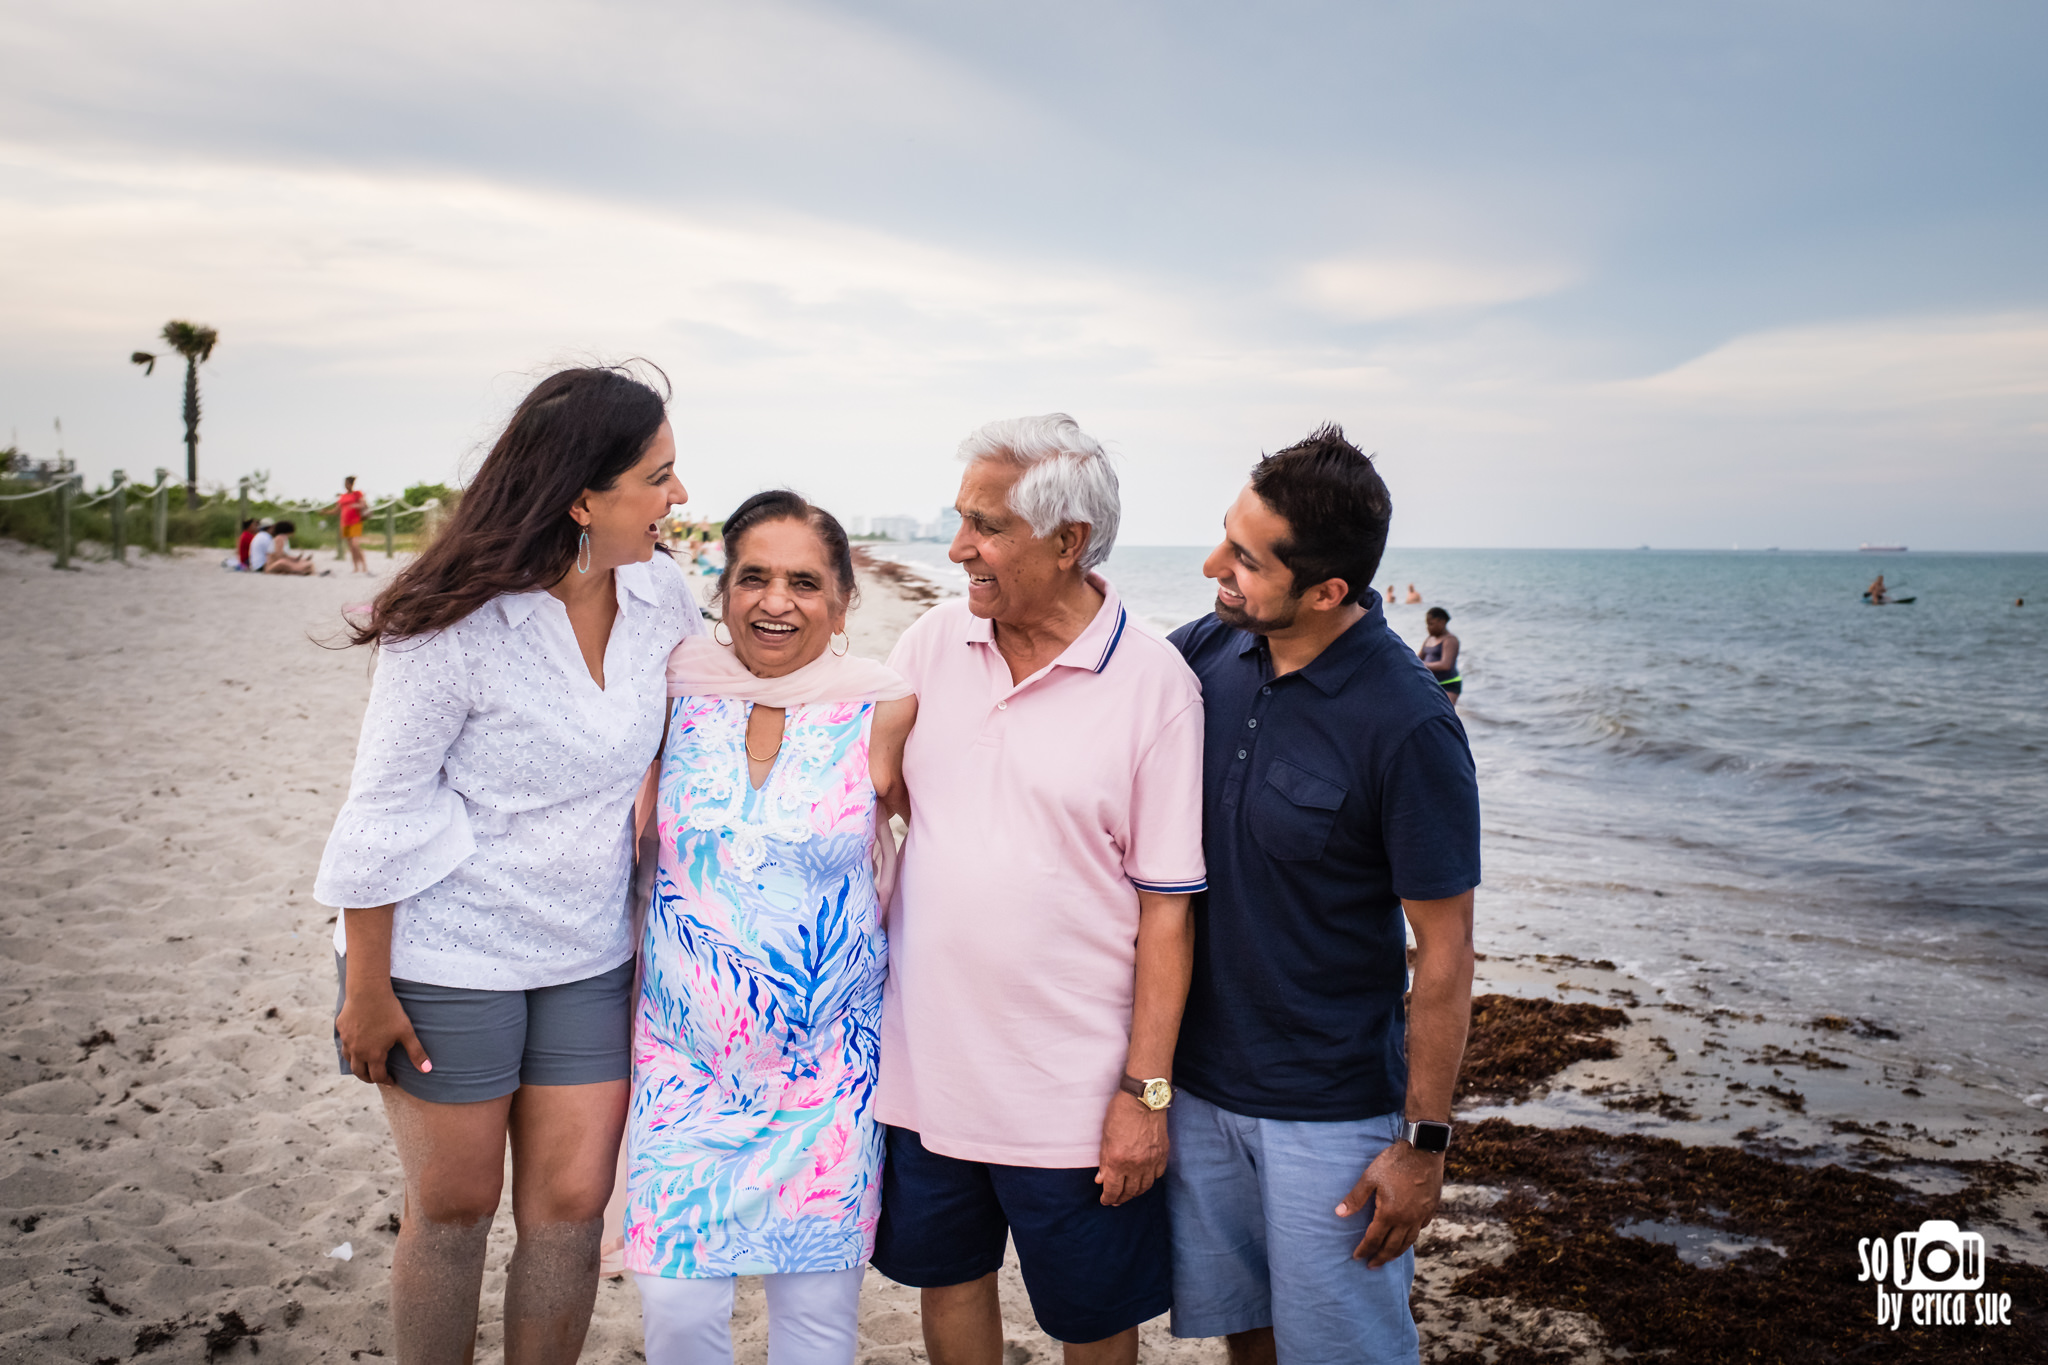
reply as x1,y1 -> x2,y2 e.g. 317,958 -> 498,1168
875,543 -> 2048,1105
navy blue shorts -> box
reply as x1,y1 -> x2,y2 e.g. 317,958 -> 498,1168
872,1125 -> 1171,1344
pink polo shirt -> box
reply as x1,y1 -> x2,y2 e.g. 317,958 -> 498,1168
878,575 -> 1206,1167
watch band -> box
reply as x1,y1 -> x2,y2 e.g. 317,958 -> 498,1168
1404,1119 -> 1453,1154
1119,1075 -> 1174,1110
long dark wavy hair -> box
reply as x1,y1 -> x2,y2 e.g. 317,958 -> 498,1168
349,365 -> 671,646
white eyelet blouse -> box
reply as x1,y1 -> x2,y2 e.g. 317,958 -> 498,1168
314,553 -> 706,990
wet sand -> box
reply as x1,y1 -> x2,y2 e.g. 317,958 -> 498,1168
1,540 -> 2042,1362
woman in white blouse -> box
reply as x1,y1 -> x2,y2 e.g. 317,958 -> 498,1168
315,365 -> 703,1364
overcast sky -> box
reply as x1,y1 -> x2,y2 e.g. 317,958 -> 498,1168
3,1 -> 2043,548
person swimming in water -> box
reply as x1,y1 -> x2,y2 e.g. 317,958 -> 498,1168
1404,582 -> 1422,604
1419,606 -> 1461,705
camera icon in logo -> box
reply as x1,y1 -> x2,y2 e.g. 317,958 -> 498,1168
1892,1221 -> 1985,1292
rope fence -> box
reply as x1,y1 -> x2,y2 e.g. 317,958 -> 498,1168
3,468 -> 441,571
272,493 -> 444,563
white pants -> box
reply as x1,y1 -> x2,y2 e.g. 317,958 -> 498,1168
635,1268 -> 864,1365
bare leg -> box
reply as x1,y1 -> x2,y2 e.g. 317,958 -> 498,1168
1061,1326 -> 1137,1365
1226,1327 -> 1277,1365
920,1274 -> 1003,1365
349,536 -> 370,573
503,1080 -> 630,1365
381,1086 -> 513,1365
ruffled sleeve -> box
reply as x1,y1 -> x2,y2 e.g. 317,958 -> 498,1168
314,627 -> 478,910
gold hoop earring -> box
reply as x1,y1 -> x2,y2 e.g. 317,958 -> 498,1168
575,528 -> 591,574
713,620 -> 731,646
830,631 -> 851,657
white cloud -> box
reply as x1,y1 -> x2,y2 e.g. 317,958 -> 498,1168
1294,253 -> 1578,322
1628,313 -> 2048,412
0,141 -> 1208,384
0,1 -> 1038,160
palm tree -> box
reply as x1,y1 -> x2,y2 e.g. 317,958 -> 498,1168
131,321 -> 219,502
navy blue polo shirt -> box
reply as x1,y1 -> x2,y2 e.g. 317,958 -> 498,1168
1169,602 -> 1480,1122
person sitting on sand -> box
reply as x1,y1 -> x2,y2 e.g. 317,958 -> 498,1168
337,475 -> 371,575
235,517 -> 258,570
1167,426 -> 1479,1365
316,366 -> 700,1365
623,490 -> 915,1365
1419,606 -> 1462,705
873,414 -> 1204,1365
1404,582 -> 1422,604
260,519 -> 317,575
247,518 -> 276,571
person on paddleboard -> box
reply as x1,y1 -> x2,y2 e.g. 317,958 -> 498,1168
1867,574 -> 1889,604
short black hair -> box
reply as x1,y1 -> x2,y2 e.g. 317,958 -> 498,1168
1247,423 -> 1391,606
272,519 -> 296,536
1426,606 -> 1450,623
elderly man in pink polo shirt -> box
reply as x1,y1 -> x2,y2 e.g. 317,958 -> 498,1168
872,414 -> 1205,1365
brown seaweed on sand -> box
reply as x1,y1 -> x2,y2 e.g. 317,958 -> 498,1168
1431,987 -> 2047,1361
1435,1119 -> 2048,1363
1458,994 -> 1631,1103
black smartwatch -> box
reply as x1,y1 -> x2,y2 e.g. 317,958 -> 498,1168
1403,1119 -> 1453,1154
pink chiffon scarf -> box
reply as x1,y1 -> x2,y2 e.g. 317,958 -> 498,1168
662,634 -> 912,705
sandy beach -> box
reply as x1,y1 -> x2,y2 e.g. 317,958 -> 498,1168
3,541 -> 2044,1363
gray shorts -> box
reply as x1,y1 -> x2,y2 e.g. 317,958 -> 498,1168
332,955 -> 635,1104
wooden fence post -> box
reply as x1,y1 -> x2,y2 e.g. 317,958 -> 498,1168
109,469 -> 128,563
237,477 -> 250,534
54,476 -> 75,570
384,503 -> 396,559
153,468 -> 169,553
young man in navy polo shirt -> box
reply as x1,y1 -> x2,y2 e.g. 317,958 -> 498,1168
1167,426 -> 1479,1365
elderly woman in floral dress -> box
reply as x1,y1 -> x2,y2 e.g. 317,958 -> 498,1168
624,490 -> 916,1365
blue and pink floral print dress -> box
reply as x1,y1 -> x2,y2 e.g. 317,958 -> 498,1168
623,695 -> 887,1279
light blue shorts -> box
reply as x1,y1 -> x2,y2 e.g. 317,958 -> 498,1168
1166,1093 -> 1419,1365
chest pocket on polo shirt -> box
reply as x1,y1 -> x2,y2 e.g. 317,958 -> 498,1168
1249,758 -> 1347,862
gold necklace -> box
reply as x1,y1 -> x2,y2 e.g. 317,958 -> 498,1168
744,738 -> 782,763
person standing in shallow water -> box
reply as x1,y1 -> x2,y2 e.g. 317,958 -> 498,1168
1419,607 -> 1461,706
316,366 -> 700,1365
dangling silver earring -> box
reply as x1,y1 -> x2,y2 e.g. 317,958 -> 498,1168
576,528 -> 591,574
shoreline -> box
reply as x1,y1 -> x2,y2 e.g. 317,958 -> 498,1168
0,541 -> 2041,1362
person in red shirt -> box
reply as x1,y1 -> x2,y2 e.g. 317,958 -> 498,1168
235,518 -> 259,569
337,476 -> 370,574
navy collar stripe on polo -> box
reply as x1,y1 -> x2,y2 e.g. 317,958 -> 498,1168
1091,606 -> 1128,673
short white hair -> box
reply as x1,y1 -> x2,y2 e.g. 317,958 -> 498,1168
956,413 -> 1120,570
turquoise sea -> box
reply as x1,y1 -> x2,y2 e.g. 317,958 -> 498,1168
875,543 -> 2048,1108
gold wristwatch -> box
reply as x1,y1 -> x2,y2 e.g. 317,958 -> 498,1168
1120,1075 -> 1174,1111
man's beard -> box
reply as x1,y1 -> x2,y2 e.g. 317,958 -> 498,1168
1214,589 -> 1300,635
